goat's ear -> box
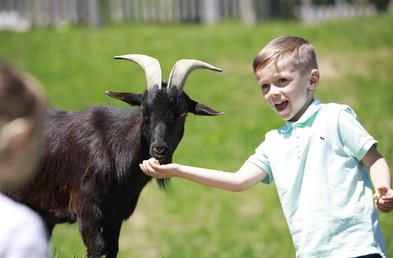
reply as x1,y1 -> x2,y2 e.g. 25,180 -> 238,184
105,91 -> 142,106
188,99 -> 224,116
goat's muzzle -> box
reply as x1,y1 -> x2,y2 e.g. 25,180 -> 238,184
150,144 -> 171,164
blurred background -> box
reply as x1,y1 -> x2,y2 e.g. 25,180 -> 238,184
0,0 -> 391,30
0,0 -> 392,257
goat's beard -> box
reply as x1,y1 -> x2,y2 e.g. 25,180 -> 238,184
156,178 -> 170,190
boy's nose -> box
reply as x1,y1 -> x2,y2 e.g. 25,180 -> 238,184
269,85 -> 280,97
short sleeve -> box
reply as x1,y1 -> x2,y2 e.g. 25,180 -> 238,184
246,140 -> 273,184
338,106 -> 378,161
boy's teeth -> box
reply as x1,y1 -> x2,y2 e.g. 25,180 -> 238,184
275,101 -> 288,111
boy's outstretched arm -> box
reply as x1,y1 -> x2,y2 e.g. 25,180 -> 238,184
362,146 -> 393,213
140,160 -> 267,192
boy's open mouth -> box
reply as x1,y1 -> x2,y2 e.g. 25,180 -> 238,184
275,101 -> 288,112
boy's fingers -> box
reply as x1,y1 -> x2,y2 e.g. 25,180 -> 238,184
140,160 -> 164,178
139,163 -> 147,172
376,199 -> 393,212
381,196 -> 393,202
140,161 -> 151,173
150,161 -> 160,169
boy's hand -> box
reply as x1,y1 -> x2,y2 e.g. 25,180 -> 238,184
139,158 -> 179,179
374,187 -> 393,213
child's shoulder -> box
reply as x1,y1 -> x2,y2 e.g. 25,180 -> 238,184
320,102 -> 357,118
322,102 -> 351,110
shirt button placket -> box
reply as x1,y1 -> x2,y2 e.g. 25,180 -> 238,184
293,125 -> 302,159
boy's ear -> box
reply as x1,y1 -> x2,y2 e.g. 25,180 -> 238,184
0,118 -> 32,159
309,69 -> 320,90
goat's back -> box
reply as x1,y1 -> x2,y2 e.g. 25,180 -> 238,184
9,106 -> 151,225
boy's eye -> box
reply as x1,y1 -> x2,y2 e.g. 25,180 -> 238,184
260,84 -> 270,94
261,84 -> 270,90
277,78 -> 288,85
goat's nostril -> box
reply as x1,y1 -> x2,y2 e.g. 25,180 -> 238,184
153,147 -> 167,156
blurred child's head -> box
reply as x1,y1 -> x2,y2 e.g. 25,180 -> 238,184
0,61 -> 46,189
253,36 -> 320,122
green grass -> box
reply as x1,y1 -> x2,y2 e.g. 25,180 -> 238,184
1,14 -> 392,257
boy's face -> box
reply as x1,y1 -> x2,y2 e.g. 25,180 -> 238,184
255,60 -> 319,122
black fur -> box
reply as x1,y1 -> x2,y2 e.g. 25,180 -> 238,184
7,86 -> 222,258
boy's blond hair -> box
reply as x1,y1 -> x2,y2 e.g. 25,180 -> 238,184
253,36 -> 318,74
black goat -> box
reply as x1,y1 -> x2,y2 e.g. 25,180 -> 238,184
7,55 -> 223,258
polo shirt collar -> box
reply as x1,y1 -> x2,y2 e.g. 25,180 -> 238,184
281,99 -> 323,133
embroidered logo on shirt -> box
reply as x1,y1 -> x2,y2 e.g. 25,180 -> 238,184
320,136 -> 326,141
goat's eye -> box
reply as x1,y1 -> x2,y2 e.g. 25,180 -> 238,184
180,111 -> 187,117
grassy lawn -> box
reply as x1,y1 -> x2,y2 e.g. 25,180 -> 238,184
0,14 -> 392,257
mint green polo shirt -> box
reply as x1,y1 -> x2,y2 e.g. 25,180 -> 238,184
247,99 -> 386,258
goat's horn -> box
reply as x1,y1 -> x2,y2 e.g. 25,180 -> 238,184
167,59 -> 222,91
114,54 -> 162,90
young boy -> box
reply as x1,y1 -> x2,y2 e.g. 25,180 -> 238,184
140,36 -> 393,257
0,61 -> 50,257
